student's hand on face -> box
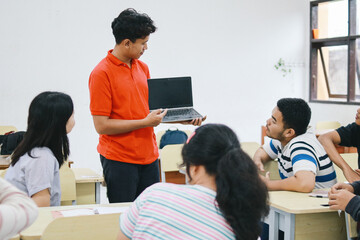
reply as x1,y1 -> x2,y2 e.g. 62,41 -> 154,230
328,189 -> 355,211
356,108 -> 360,125
145,109 -> 167,127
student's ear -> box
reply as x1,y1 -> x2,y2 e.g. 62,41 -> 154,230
188,165 -> 201,181
122,39 -> 131,48
284,128 -> 296,138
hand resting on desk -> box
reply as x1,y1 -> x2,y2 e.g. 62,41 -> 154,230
328,182 -> 355,211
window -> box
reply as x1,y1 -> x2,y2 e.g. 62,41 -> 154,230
310,0 -> 360,104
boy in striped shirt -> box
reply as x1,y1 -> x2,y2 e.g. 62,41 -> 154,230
254,98 -> 337,192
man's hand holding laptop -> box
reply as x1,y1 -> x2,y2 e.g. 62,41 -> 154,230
145,109 -> 168,127
177,115 -> 207,126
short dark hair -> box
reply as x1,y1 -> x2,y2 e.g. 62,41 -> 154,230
181,124 -> 269,239
277,98 -> 311,136
12,91 -> 73,167
111,8 -> 156,44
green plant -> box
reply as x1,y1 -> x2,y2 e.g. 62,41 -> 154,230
274,58 -> 291,77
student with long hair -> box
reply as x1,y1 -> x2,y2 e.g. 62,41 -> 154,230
118,124 -> 269,240
5,91 -> 75,207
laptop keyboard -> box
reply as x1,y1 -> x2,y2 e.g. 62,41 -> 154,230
166,108 -> 199,117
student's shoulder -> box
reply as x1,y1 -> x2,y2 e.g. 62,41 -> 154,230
28,147 -> 56,161
338,122 -> 360,133
90,57 -> 112,76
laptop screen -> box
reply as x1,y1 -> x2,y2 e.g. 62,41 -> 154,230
148,76 -> 193,110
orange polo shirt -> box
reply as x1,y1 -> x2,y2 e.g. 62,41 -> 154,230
89,50 -> 158,165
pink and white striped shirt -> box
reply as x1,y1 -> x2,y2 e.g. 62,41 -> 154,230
0,178 -> 38,240
120,183 -> 235,239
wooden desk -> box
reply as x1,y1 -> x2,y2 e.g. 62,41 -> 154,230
0,155 -> 10,169
20,202 -> 131,240
0,157 -> 73,169
265,191 -> 346,240
72,168 -> 103,204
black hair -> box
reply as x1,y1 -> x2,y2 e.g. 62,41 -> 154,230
11,91 -> 73,167
181,124 -> 269,240
277,98 -> 311,136
111,8 -> 156,44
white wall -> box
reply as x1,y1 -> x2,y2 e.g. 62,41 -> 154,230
0,0 -> 309,173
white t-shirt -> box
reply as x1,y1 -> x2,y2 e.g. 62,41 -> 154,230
5,147 -> 61,206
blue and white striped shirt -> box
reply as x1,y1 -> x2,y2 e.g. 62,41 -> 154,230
263,127 -> 337,189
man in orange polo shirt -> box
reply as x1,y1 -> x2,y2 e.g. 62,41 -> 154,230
89,9 -> 204,203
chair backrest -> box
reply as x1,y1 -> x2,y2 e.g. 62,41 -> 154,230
59,162 -> 77,205
334,153 -> 358,183
241,142 -> 261,159
315,121 -> 341,130
160,144 -> 183,172
41,213 -> 120,240
0,169 -> 7,178
262,160 -> 281,180
0,125 -> 17,135
160,144 -> 184,183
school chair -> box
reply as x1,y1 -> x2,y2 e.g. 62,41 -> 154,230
160,144 -> 184,183
59,162 -> 77,205
41,213 -> 120,240
241,142 -> 260,159
315,121 -> 341,130
262,160 -> 281,180
0,125 -> 17,135
0,169 -> 7,178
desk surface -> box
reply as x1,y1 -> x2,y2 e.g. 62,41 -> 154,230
21,202 -> 131,240
72,168 -> 103,183
269,191 -> 333,214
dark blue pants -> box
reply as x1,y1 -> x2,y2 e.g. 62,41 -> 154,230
100,155 -> 160,203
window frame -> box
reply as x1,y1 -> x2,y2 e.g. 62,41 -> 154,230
310,0 -> 360,105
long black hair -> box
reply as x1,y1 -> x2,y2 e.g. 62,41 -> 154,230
181,124 -> 269,240
11,91 -> 73,167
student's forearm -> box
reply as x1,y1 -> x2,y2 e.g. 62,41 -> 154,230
31,189 -> 51,207
94,118 -> 149,135
319,136 -> 348,170
32,195 -> 50,207
266,175 -> 315,193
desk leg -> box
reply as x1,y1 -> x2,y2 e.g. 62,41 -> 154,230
95,182 -> 100,204
268,207 -> 279,240
283,212 -> 295,240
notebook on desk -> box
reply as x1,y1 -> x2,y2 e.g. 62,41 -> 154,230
148,76 -> 203,123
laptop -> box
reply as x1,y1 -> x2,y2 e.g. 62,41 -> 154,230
148,76 -> 203,123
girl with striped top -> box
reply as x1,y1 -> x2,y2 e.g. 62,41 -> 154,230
118,124 -> 269,240
0,177 -> 38,240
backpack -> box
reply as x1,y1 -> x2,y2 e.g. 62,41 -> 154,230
0,131 -> 25,155
159,128 -> 188,149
